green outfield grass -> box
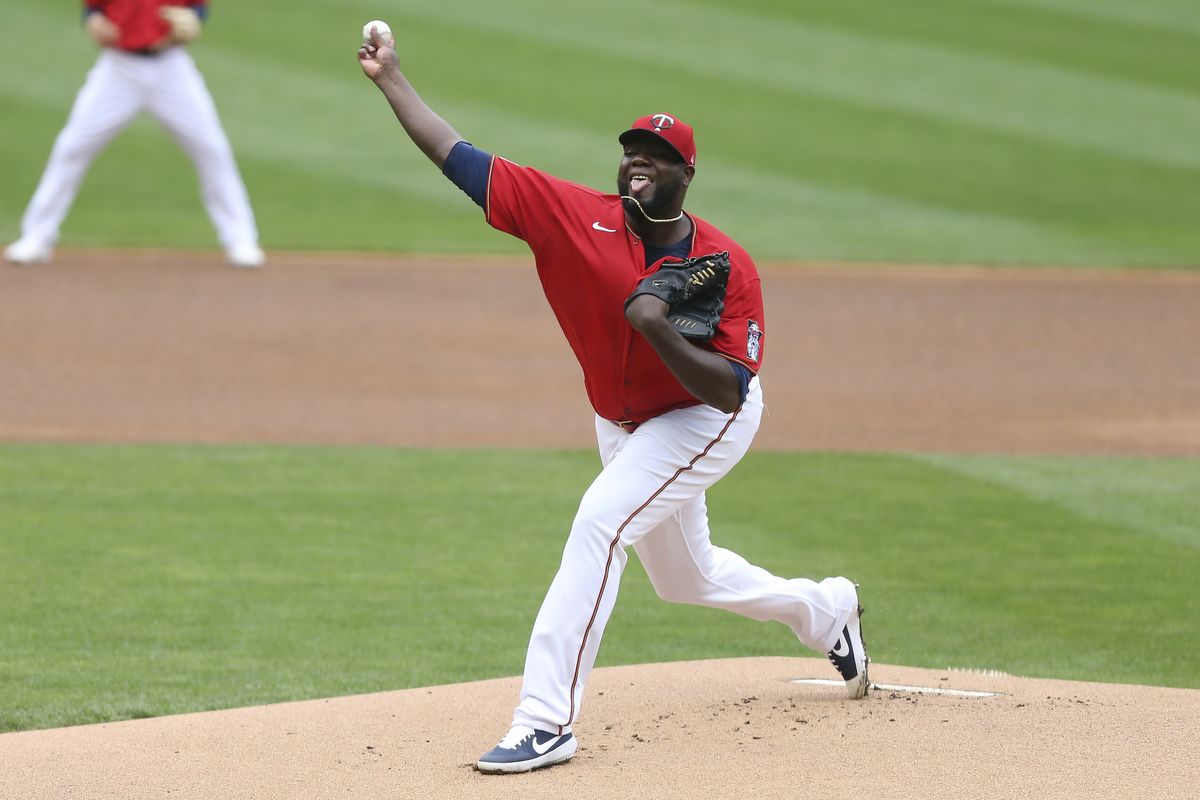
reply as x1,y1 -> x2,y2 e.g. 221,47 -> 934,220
1,0 -> 1198,266
1,444 -> 1196,732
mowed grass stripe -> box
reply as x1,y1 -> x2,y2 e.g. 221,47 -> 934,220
380,0 -> 1200,168
706,0 -> 1200,94
982,0 -> 1200,38
915,455 -> 1200,550
0,5 -> 96,106
675,80 -> 1196,264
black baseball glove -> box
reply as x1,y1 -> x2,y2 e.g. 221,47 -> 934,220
624,251 -> 731,340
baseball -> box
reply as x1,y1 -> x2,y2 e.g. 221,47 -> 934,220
362,19 -> 393,45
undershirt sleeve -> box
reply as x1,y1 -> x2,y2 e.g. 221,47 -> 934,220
442,141 -> 493,209
729,360 -> 752,405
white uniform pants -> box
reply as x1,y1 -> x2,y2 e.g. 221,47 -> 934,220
512,378 -> 860,734
18,47 -> 258,250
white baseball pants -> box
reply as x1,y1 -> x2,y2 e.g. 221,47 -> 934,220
17,47 -> 258,250
512,378 -> 861,734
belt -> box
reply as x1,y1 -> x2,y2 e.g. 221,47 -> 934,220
612,419 -> 640,433
124,45 -> 171,57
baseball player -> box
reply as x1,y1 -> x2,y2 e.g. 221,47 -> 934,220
4,1 -> 263,268
358,28 -> 869,774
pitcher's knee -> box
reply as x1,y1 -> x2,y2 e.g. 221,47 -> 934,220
565,512 -> 620,558
650,583 -> 693,604
54,141 -> 99,167
575,487 -> 625,527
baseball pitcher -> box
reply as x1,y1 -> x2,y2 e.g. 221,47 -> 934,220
358,24 -> 869,774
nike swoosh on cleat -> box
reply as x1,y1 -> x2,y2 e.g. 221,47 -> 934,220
832,636 -> 851,658
592,222 -> 617,233
531,735 -> 563,755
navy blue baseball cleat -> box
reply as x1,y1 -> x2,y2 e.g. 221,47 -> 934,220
827,600 -> 870,699
477,725 -> 577,774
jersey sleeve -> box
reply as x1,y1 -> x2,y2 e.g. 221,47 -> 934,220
485,157 -> 580,249
709,257 -> 765,372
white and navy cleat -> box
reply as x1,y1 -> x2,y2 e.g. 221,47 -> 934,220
827,598 -> 870,699
477,724 -> 577,774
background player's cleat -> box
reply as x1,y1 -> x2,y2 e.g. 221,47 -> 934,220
226,243 -> 265,269
4,238 -> 53,265
477,725 -> 577,774
827,601 -> 869,699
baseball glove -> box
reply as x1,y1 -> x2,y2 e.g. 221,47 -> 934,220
160,6 -> 202,44
625,251 -> 731,340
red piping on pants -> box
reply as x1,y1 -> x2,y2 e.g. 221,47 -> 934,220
564,408 -> 741,726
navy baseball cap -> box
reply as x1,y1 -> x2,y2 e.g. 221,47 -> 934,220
619,113 -> 696,166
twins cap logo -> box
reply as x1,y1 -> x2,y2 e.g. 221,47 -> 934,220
650,113 -> 675,132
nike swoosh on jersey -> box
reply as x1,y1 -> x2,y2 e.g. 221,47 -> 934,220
592,222 -> 617,233
531,734 -> 564,755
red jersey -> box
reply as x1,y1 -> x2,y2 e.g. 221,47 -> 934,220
85,0 -> 206,52
486,157 -> 766,425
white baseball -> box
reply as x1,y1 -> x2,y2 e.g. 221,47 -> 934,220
362,19 -> 393,45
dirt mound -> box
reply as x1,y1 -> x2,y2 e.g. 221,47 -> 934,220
3,658 -> 1196,799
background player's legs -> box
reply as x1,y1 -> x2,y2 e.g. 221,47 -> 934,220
146,49 -> 260,257
14,52 -> 144,252
633,494 -> 857,654
512,383 -> 763,733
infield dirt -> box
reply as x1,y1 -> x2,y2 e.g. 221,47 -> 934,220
2,251 -> 1198,799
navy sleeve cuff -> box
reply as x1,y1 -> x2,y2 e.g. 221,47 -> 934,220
442,141 -> 492,209
729,360 -> 753,406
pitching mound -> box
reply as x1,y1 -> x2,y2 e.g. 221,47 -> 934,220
3,658 -> 1196,798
